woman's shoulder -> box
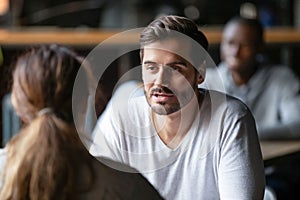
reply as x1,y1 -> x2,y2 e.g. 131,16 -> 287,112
89,157 -> 163,199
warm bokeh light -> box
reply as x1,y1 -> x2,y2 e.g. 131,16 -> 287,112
0,0 -> 9,15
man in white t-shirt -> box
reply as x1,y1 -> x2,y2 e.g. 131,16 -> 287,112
90,15 -> 265,200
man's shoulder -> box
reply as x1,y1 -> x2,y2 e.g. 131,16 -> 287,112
206,63 -> 228,75
202,63 -> 229,92
261,64 -> 296,77
200,88 -> 250,115
257,64 -> 300,87
200,88 -> 242,102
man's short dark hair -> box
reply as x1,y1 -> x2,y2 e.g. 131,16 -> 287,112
225,16 -> 264,45
139,15 -> 208,67
140,15 -> 208,50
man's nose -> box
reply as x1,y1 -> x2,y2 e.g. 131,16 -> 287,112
154,67 -> 171,85
231,43 -> 241,56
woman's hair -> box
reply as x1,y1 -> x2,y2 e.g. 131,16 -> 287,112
0,45 -> 95,200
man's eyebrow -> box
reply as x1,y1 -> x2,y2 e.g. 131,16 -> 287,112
143,61 -> 157,65
143,61 -> 188,66
166,61 -> 188,67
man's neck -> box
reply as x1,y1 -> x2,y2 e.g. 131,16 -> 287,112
230,63 -> 258,86
152,92 -> 202,149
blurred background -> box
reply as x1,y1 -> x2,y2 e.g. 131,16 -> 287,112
0,0 -> 296,28
1,0 -> 299,71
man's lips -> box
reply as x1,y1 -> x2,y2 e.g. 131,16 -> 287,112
227,57 -> 241,65
151,92 -> 174,102
150,88 -> 174,102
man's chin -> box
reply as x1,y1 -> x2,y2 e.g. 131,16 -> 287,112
151,104 -> 180,115
227,64 -> 243,71
226,59 -> 241,69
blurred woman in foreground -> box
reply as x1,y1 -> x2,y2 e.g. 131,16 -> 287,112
0,45 -> 162,200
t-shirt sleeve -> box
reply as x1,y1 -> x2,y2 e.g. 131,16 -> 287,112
218,104 -> 265,200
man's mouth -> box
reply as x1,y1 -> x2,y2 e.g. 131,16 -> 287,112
150,88 -> 174,102
228,57 -> 241,65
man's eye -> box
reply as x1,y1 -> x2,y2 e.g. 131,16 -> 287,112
169,65 -> 183,73
227,41 -> 236,46
145,64 -> 158,71
171,66 -> 180,71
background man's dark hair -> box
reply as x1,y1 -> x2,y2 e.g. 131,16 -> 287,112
225,16 -> 264,45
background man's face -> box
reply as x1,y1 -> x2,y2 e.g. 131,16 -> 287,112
221,22 -> 259,73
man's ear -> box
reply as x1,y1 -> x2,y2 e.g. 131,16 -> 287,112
198,75 -> 204,84
197,60 -> 206,84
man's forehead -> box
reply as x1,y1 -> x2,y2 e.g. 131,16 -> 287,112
224,23 -> 257,41
144,38 -> 192,59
